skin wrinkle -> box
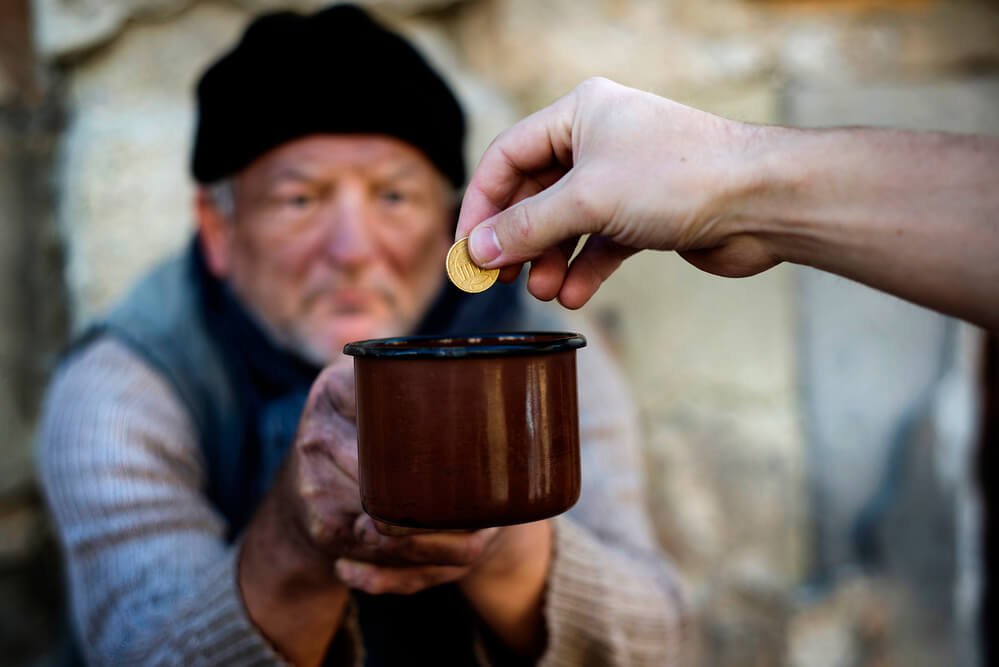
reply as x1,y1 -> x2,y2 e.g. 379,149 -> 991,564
547,111 -> 573,171
496,144 -> 540,209
205,135 -> 453,366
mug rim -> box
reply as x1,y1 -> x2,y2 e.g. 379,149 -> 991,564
343,331 -> 586,359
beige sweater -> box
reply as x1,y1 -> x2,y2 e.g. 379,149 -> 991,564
38,319 -> 688,665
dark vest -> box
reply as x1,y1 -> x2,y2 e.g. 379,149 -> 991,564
70,239 -> 553,664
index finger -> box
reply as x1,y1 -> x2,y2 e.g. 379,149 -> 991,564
456,92 -> 577,240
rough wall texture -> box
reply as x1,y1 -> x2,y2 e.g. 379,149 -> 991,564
8,0 -> 999,664
56,2 -> 245,324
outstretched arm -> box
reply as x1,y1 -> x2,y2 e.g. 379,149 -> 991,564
457,77 -> 999,330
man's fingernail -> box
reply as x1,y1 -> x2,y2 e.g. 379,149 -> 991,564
468,226 -> 501,266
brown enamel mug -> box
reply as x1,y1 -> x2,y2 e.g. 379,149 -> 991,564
343,332 -> 586,529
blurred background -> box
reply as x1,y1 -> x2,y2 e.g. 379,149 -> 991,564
1,0 -> 997,665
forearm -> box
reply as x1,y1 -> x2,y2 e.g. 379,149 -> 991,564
743,126 -> 999,329
39,339 -> 288,665
459,521 -> 552,659
239,490 -> 351,667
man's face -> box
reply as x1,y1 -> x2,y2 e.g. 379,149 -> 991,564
200,134 -> 454,364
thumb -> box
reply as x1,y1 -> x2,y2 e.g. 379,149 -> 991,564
466,175 -> 593,269
306,355 -> 356,421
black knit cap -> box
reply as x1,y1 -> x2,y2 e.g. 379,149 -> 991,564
191,4 -> 466,186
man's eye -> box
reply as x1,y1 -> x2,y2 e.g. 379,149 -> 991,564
285,194 -> 315,208
380,190 -> 407,204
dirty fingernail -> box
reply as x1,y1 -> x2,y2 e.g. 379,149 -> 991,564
354,521 -> 380,545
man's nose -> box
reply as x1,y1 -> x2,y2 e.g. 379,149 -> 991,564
323,189 -> 376,266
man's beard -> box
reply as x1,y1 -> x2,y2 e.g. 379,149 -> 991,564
282,270 -> 444,365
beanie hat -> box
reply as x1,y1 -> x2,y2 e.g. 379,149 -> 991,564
191,4 -> 466,187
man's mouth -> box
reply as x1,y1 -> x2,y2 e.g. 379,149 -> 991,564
326,288 -> 381,315
302,278 -> 398,318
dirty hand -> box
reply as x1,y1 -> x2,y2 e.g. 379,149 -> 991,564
250,360 -> 551,597
241,359 -> 552,657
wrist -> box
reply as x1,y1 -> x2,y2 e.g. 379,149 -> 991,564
731,124 -> 881,268
459,521 -> 552,657
239,492 -> 350,666
462,521 -> 552,588
240,491 -> 346,597
721,122 -> 807,263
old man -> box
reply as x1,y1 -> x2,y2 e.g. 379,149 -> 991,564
39,5 -> 686,665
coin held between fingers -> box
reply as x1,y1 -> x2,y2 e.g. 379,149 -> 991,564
446,238 -> 499,293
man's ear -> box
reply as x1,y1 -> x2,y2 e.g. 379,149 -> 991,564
195,187 -> 231,278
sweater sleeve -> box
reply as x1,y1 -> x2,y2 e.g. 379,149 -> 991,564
536,309 -> 690,666
37,338 -> 292,666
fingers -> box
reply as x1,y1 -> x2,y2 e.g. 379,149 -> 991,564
295,412 -> 359,482
526,237 -> 581,301
335,559 -> 469,595
465,172 -> 599,269
499,233 -> 636,308
318,358 -> 356,419
345,514 -> 500,567
497,264 -> 523,284
557,235 -> 639,309
456,94 -> 577,241
294,359 -> 359,479
303,355 -> 357,420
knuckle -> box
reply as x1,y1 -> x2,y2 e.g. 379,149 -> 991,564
580,75 -> 609,91
568,180 -> 602,224
509,203 -> 534,243
298,436 -> 325,458
326,380 -> 355,413
305,510 -> 350,547
491,125 -> 515,152
306,369 -> 335,407
578,76 -> 616,100
298,480 -> 323,501
306,513 -> 335,544
457,536 -> 486,565
308,365 -> 356,416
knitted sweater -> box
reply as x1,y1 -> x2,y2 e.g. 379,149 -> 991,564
38,315 -> 688,665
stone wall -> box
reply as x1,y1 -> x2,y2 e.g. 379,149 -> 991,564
6,0 -> 999,664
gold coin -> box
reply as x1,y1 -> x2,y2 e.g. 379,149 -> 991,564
446,237 -> 499,294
